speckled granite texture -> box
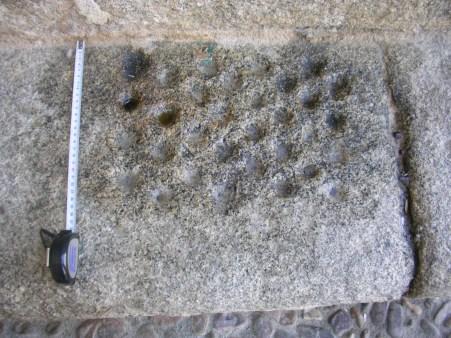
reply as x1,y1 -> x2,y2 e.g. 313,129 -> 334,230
384,34 -> 451,298
0,0 -> 450,46
0,41 -> 416,318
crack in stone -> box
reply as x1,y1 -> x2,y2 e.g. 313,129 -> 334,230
381,46 -> 418,296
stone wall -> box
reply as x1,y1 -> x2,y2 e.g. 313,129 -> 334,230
0,0 -> 450,46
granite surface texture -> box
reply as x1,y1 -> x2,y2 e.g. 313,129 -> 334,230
384,34 -> 451,298
0,1 -> 450,46
0,41 -> 416,318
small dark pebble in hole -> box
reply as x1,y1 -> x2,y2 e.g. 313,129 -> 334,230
300,56 -> 325,79
248,58 -> 271,77
325,112 -> 344,130
275,142 -> 291,162
122,49 -> 148,81
250,91 -> 264,109
121,93 -> 139,111
245,155 -> 264,176
149,188 -> 173,206
158,112 -> 177,126
328,74 -> 351,100
211,183 -> 236,214
246,124 -> 263,142
197,58 -> 218,79
116,131 -> 136,150
303,164 -> 318,178
276,73 -> 297,93
215,140 -> 234,162
209,101 -> 230,122
181,167 -> 201,186
274,180 -> 292,197
328,145 -> 346,164
222,70 -> 242,91
154,104 -> 179,126
151,141 -> 173,162
273,107 -> 292,124
300,90 -> 319,109
118,172 -> 139,194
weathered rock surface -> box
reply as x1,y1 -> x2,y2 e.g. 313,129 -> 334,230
0,41 -> 414,318
0,1 -> 450,46
385,33 -> 451,298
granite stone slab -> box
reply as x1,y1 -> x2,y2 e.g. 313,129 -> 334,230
0,42 -> 414,318
0,0 -> 450,46
385,34 -> 451,298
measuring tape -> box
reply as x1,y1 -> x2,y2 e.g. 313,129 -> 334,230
40,40 -> 85,284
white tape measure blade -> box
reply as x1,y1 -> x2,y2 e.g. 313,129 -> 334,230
66,40 -> 85,232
